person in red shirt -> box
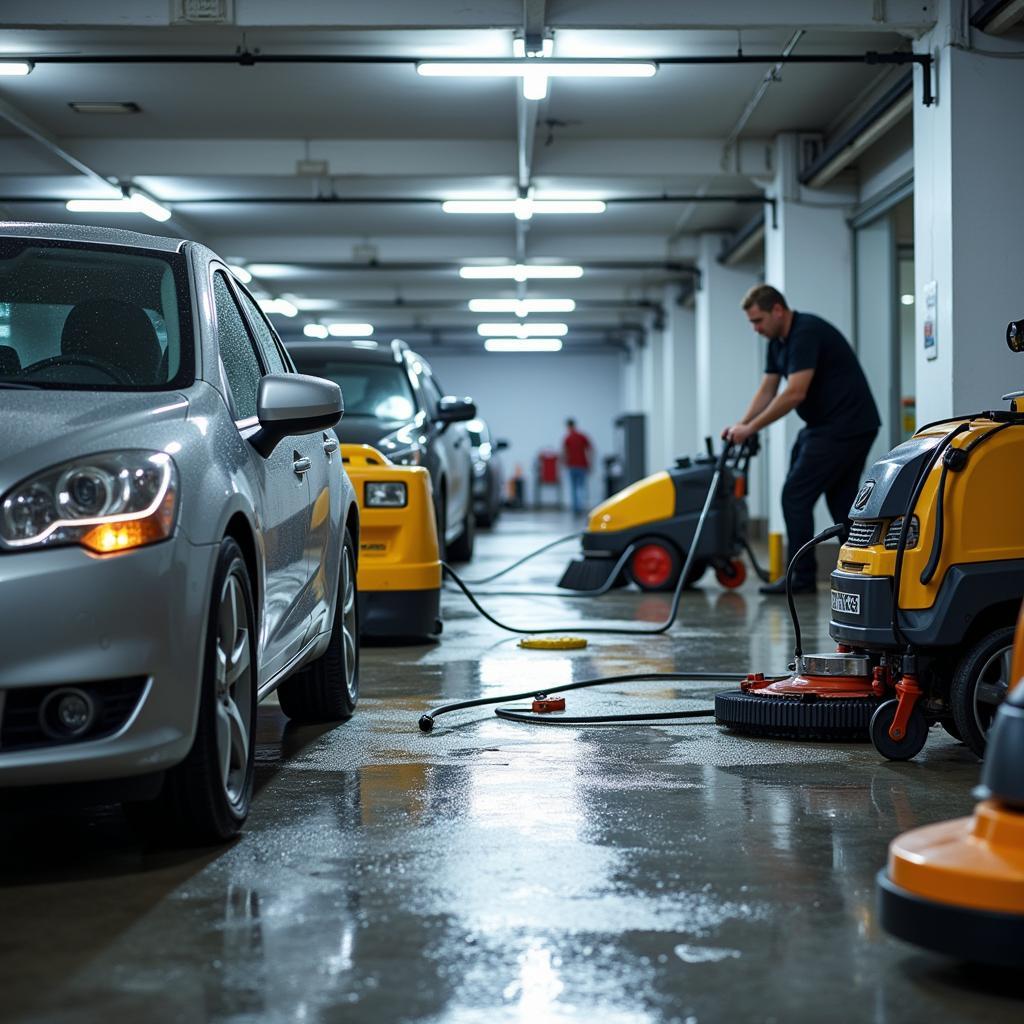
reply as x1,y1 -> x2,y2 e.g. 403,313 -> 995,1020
562,418 -> 593,515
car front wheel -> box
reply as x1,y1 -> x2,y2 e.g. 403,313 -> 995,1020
127,536 -> 257,844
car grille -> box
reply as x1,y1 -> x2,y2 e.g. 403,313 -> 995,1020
0,677 -> 147,752
884,516 -> 920,550
845,520 -> 882,548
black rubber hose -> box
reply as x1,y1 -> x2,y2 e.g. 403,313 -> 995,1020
444,543 -> 637,599
417,669 -> 787,732
889,422 -> 969,648
439,444 -> 732,638
454,530 -> 583,585
740,535 -> 772,583
494,706 -> 715,725
787,523 -> 846,658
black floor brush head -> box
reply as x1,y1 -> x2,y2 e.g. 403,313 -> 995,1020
557,557 -> 620,591
714,690 -> 881,741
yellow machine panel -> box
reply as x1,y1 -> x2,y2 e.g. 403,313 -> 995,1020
342,444 -> 441,593
837,419 -> 1024,610
586,471 -> 675,534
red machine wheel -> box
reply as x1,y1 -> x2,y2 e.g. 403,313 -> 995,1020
628,539 -> 681,592
715,559 -> 747,589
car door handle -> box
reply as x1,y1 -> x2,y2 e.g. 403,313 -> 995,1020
323,436 -> 339,456
293,456 -> 312,476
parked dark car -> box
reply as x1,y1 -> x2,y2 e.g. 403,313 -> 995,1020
287,339 -> 477,560
466,418 -> 508,527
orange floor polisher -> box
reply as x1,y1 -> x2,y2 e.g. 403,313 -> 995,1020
876,600 -> 1024,965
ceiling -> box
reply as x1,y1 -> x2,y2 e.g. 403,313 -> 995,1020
0,1 -> 936,351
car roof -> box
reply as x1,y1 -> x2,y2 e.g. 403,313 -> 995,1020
285,340 -> 408,365
0,221 -> 187,253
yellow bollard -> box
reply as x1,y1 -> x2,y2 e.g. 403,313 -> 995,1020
768,532 -> 785,582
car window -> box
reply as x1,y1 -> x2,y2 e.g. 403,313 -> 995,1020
0,239 -> 191,390
290,358 -> 415,422
233,285 -> 288,375
213,272 -> 263,420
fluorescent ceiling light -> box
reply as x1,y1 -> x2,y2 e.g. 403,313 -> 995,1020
245,263 -> 299,278
350,340 -> 379,349
485,338 -> 563,352
303,324 -> 329,338
442,198 -> 605,219
469,298 -> 576,314
258,298 -> 298,318
284,296 -> 341,312
460,264 -> 583,281
417,61 -> 656,79
227,265 -> 252,283
513,39 -> 554,59
477,322 -> 568,337
65,191 -> 171,223
901,294 -> 915,306
327,323 -> 374,337
0,61 -> 32,77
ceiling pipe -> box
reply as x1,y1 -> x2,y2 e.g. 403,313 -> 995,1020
8,50 -> 934,105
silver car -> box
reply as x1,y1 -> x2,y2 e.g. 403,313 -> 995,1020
0,223 -> 359,842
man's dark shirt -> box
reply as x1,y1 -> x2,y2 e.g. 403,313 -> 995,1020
765,311 -> 880,438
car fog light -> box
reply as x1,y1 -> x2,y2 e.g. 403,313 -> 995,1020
365,481 -> 408,508
40,687 -> 97,739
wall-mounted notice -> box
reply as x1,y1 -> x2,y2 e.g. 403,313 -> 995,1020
923,280 -> 938,362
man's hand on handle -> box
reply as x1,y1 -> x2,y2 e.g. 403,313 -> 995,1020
722,423 -> 755,445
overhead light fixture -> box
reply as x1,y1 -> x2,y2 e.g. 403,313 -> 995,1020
227,265 -> 252,284
257,298 -> 298,318
469,298 -> 576,315
901,294 -> 915,306
0,61 -> 33,77
417,61 -> 656,80
327,323 -> 374,337
245,263 -> 300,278
303,324 -> 329,339
65,190 -> 171,223
68,101 -> 140,114
460,264 -> 583,281
442,198 -> 605,220
477,323 -> 568,337
513,39 -> 554,59
484,338 -> 563,353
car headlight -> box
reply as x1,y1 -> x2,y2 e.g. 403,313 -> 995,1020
0,451 -> 178,554
365,481 -> 408,508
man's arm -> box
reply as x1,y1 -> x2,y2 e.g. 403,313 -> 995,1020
726,369 -> 813,442
740,373 -> 781,424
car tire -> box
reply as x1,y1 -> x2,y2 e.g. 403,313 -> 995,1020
950,626 -> 1014,758
277,528 -> 360,723
448,504 -> 475,562
126,537 -> 257,844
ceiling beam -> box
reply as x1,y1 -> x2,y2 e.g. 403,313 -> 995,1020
523,0 -> 547,53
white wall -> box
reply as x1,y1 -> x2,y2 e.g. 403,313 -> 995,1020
425,349 -> 627,505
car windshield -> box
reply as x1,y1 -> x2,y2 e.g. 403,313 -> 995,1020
296,359 -> 416,422
0,239 -> 192,391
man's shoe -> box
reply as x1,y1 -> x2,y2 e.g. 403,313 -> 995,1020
759,577 -> 816,595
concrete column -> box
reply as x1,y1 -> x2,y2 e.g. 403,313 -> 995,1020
695,235 -> 763,516
763,132 -> 857,539
640,317 -> 667,477
913,4 -> 1024,423
660,285 -> 697,467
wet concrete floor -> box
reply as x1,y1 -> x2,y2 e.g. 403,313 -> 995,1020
1,511 -> 1021,1023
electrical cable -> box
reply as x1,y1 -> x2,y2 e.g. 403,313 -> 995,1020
495,706 -> 715,725
440,445 -> 731,637
418,669 -> 786,732
740,535 -> 772,582
786,522 -> 846,659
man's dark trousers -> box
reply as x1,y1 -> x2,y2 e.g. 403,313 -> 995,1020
783,428 -> 878,586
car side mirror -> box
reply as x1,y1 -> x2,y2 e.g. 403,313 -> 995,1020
435,395 -> 477,424
250,373 -> 343,457
495,439 -> 510,451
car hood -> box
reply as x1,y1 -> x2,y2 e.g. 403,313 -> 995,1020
0,389 -> 190,492
334,416 -> 407,447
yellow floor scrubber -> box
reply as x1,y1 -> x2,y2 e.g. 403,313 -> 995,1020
559,438 -> 767,592
876,599 -> 1024,965
343,444 -> 442,639
716,318 -> 1024,759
